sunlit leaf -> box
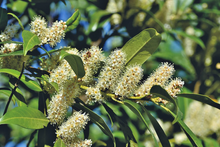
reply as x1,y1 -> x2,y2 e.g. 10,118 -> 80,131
54,138 -> 66,147
161,105 -> 203,147
203,137 -> 219,147
65,9 -> 81,32
73,103 -> 116,147
0,106 -> 49,129
121,28 -> 161,66
60,50 -> 85,78
22,30 -> 41,56
92,140 -> 107,147
150,85 -> 182,124
0,69 -> 42,92
8,13 -> 24,30
177,93 -> 220,109
124,100 -> 159,147
0,8 -> 8,32
142,106 -> 171,147
11,1 -> 28,14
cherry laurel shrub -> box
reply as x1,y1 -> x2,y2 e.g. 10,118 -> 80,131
0,9 -> 220,147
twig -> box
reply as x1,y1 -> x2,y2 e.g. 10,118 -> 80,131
3,62 -> 25,115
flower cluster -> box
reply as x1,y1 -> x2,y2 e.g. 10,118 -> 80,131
30,16 -> 67,47
86,87 -> 103,104
56,111 -> 90,146
0,24 -> 18,42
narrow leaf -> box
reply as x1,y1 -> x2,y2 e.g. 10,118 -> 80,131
22,30 -> 41,56
121,28 -> 161,66
66,9 -> 80,26
0,69 -> 42,92
65,10 -> 81,32
9,82 -> 26,106
168,30 -> 205,49
177,93 -> 220,110
124,100 -> 159,147
102,103 -> 136,144
0,90 -> 17,105
60,50 -> 85,78
142,106 -> 171,147
150,85 -> 182,124
8,13 -> 24,30
0,8 -> 8,32
0,106 -> 49,129
161,105 -> 203,147
72,103 -> 116,147
54,138 -> 66,147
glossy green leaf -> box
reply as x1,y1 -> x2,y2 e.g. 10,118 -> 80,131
161,105 -> 203,147
0,69 -> 42,92
11,1 -> 28,14
121,28 -> 161,66
87,10 -> 112,33
22,30 -> 41,56
92,140 -> 107,147
124,100 -> 159,147
177,93 -> 220,109
65,10 -> 81,32
168,30 -> 205,49
0,90 -> 17,105
0,8 -> 8,32
142,106 -> 171,147
0,106 -> 49,129
8,13 -> 24,30
150,85 -> 182,124
72,103 -> 116,147
102,103 -> 136,144
54,138 -> 66,147
60,50 -> 85,78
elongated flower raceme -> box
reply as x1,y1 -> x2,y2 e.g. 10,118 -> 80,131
114,65 -> 143,98
0,24 -> 19,42
80,46 -> 105,84
135,62 -> 175,97
56,111 -> 90,145
67,137 -> 92,147
96,49 -> 126,91
165,77 -> 184,98
47,93 -> 68,125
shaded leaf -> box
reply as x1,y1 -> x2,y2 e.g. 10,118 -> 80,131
39,75 -> 59,92
22,30 -> 41,56
124,100 -> 159,147
54,138 -> 66,147
0,90 -> 17,105
0,106 -> 49,129
150,85 -> 182,124
142,106 -> 171,147
0,8 -> 8,32
203,137 -> 219,147
0,69 -> 42,92
92,140 -> 107,147
168,30 -> 205,49
60,50 -> 85,78
102,103 -> 136,144
128,140 -> 138,147
9,82 -> 26,106
121,28 -> 161,66
72,103 -> 116,147
161,105 -> 203,147
177,93 -> 220,110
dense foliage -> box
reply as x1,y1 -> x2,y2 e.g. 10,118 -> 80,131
1,0 -> 220,147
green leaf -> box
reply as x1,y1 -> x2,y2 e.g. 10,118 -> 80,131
203,137 -> 219,147
124,100 -> 159,147
168,30 -> 205,49
161,105 -> 203,147
87,10 -> 112,33
142,106 -> 171,147
102,103 -> 136,144
121,28 -> 161,66
0,69 -> 42,92
72,103 -> 116,147
39,75 -> 59,92
60,50 -> 85,78
92,140 -> 107,147
177,93 -> 220,110
22,30 -> 41,56
11,1 -> 28,14
54,138 -> 66,147
0,106 -> 49,129
8,13 -> 24,30
65,10 -> 81,32
0,90 -> 17,105
0,8 -> 8,32
127,140 -> 138,147
9,82 -> 26,106
150,85 -> 182,124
